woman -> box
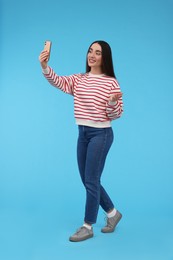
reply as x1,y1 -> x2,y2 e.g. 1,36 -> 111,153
39,40 -> 123,242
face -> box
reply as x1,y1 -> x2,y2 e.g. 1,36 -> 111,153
87,43 -> 102,71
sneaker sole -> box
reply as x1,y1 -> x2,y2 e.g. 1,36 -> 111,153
69,234 -> 94,242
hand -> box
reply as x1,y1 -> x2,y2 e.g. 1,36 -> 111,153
109,92 -> 123,102
39,50 -> 49,69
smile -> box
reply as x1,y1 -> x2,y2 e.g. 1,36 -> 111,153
89,59 -> 96,63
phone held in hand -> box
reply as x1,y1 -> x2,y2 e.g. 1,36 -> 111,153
44,40 -> 52,61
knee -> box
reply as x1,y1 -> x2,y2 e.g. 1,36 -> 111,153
85,177 -> 100,191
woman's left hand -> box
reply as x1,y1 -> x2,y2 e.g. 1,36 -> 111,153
109,92 -> 123,102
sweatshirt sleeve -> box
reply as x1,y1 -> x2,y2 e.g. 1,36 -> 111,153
42,66 -> 77,95
106,80 -> 123,120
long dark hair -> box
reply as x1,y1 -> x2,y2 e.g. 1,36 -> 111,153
86,40 -> 116,78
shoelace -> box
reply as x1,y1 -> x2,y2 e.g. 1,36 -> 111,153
103,216 -> 109,227
103,216 -> 114,228
76,227 -> 87,234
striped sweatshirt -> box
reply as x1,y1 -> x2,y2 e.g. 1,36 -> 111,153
43,66 -> 123,128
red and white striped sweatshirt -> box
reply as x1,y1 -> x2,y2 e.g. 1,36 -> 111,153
43,66 -> 123,128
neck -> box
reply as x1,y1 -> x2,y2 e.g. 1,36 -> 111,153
90,67 -> 103,75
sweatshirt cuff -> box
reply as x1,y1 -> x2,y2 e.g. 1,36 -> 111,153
42,67 -> 50,74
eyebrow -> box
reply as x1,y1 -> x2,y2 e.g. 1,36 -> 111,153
89,47 -> 102,53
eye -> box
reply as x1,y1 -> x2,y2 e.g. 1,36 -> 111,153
96,51 -> 102,56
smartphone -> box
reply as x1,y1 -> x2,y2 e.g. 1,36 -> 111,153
44,40 -> 52,61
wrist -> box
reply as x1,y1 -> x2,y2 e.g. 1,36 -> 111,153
42,66 -> 50,74
41,62 -> 47,69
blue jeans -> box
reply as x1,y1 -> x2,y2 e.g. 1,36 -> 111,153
77,126 -> 114,224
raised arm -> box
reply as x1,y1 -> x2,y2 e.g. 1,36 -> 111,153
39,50 -> 77,95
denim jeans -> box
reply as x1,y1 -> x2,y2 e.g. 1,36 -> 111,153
77,125 -> 114,224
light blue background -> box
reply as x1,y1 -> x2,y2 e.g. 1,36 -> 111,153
0,0 -> 173,259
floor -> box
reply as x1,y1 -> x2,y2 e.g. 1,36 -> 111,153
0,203 -> 172,260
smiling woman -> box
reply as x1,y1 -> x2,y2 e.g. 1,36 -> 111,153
1,0 -> 173,257
86,41 -> 117,78
39,40 -> 123,242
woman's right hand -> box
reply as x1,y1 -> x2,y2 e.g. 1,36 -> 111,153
39,50 -> 49,69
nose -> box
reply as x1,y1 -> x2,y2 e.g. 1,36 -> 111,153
88,52 -> 95,59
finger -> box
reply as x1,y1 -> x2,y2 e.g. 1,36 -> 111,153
116,93 -> 123,98
40,51 -> 48,58
39,52 -> 49,62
